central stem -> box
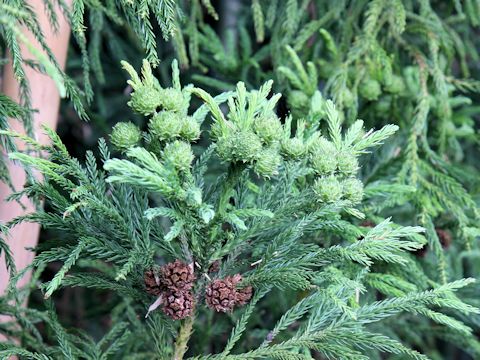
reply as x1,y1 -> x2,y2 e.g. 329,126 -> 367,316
173,314 -> 195,360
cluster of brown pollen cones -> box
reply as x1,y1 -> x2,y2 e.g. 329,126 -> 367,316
144,260 -> 253,320
205,274 -> 253,313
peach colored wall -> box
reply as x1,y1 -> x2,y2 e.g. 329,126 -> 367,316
0,0 -> 72,346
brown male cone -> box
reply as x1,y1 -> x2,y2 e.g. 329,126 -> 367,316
205,274 -> 252,312
144,269 -> 162,296
205,276 -> 239,312
236,285 -> 253,306
162,289 -> 195,320
161,259 -> 195,291
144,260 -> 196,320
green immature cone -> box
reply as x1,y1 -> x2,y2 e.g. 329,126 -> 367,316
179,117 -> 201,142
254,148 -> 282,178
216,131 -> 263,163
340,87 -> 355,108
149,111 -> 182,141
163,140 -> 194,172
253,115 -> 283,145
110,122 -> 142,150
310,138 -> 337,175
336,150 -> 359,176
313,176 -> 343,203
384,74 -> 405,94
128,85 -> 162,115
374,96 -> 392,115
281,138 -> 306,160
288,90 -> 310,111
342,178 -> 364,204
359,78 -> 381,101
159,87 -> 184,113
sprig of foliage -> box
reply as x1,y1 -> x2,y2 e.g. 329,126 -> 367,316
1,59 -> 478,359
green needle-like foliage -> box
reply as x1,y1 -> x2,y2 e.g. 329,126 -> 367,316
1,60 -> 479,359
189,2 -> 480,331
1,1 -> 479,359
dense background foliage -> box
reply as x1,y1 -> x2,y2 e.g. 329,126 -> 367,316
1,1 -> 480,359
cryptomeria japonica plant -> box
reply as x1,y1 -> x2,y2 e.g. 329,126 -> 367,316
191,2 -> 480,307
0,59 -> 479,359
